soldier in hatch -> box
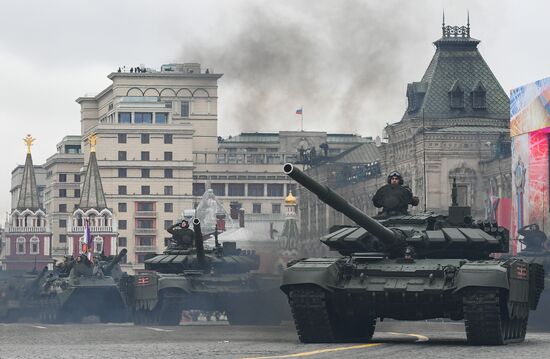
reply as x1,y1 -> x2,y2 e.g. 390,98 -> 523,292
372,171 -> 419,216
167,219 -> 195,249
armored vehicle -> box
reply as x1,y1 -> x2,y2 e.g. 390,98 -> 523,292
39,249 -> 128,323
123,219 -> 288,326
513,224 -> 550,329
281,163 -> 544,345
0,267 -> 48,322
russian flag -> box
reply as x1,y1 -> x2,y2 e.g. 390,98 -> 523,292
295,108 -> 303,115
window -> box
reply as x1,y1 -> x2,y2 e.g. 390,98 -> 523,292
118,203 -> 127,212
272,203 -> 281,214
16,237 -> 25,254
141,186 -> 150,195
59,219 -> 67,228
137,253 -> 154,263
59,174 -> 67,183
141,151 -> 150,161
136,219 -> 155,229
164,202 -> 173,212
74,174 -> 81,183
155,113 -> 168,123
118,220 -> 127,230
94,237 -> 104,253
181,101 -> 190,117
449,82 -> 464,109
164,186 -> 173,195
118,185 -> 127,195
248,184 -> 264,196
267,184 -> 284,197
118,151 -> 127,161
59,204 -> 67,212
253,203 -> 262,214
30,237 -> 39,255
59,234 -> 67,244
74,189 -> 80,198
164,220 -> 173,230
141,169 -> 150,178
211,183 -> 225,196
141,134 -> 149,144
118,112 -> 132,123
164,152 -> 173,161
228,183 -> 245,196
136,202 -> 154,211
118,134 -> 127,143
59,189 -> 67,198
137,236 -> 154,246
164,169 -> 173,178
164,134 -> 173,144
472,82 -> 487,109
135,112 -> 153,124
193,183 -> 206,196
118,168 -> 127,178
118,237 -> 127,247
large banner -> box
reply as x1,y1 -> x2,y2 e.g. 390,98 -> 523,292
510,77 -> 550,137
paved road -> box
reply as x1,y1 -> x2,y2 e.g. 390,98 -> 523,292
0,321 -> 549,359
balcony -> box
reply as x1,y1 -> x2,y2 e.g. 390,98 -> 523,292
7,226 -> 48,233
134,228 -> 157,235
135,211 -> 157,218
135,245 -> 157,252
71,226 -> 113,233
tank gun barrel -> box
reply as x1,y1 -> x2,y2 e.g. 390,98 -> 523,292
102,248 -> 128,274
192,218 -> 207,266
283,163 -> 400,248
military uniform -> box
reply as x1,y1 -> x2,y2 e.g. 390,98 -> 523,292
372,171 -> 418,216
167,221 -> 195,249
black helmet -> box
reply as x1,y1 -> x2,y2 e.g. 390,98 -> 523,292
387,171 -> 404,185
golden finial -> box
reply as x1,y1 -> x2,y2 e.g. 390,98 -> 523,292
88,133 -> 97,152
24,134 -> 35,154
285,190 -> 297,205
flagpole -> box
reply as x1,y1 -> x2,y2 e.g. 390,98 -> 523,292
301,105 -> 304,131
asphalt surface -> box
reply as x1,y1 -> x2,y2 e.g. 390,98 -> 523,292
0,320 -> 549,359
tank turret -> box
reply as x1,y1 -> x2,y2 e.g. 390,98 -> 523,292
283,163 -> 507,259
101,248 -> 128,275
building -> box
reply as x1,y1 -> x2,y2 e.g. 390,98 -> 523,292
3,136 -> 52,271
296,21 -> 513,256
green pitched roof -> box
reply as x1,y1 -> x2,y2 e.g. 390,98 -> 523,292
78,151 -> 107,210
16,153 -> 40,211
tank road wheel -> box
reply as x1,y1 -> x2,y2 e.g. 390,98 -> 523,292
39,298 -> 63,324
288,286 -> 336,343
463,288 -> 528,345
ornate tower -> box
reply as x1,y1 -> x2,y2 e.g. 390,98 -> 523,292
276,191 -> 301,271
68,134 -> 118,257
3,135 -> 52,271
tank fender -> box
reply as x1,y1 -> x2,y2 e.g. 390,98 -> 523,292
280,259 -> 340,293
453,263 -> 509,292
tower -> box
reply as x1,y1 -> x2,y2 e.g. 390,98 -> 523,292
3,135 -> 52,271
68,134 -> 118,258
276,191 -> 300,272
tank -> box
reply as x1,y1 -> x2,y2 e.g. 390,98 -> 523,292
38,249 -> 128,323
511,224 -> 550,330
281,163 -> 544,345
122,219 -> 288,326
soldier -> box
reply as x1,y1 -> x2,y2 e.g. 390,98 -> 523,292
372,171 -> 419,216
518,224 -> 548,252
167,219 -> 195,249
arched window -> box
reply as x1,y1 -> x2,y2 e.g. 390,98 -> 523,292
472,81 -> 487,109
77,214 -> 83,227
16,237 -> 26,254
30,237 -> 40,255
449,80 -> 464,109
94,236 -> 104,254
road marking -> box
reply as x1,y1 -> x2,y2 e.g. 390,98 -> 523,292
242,343 -> 382,359
387,332 -> 429,342
29,325 -> 47,329
145,327 -> 174,332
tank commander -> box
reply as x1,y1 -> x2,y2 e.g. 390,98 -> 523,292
518,224 -> 548,252
167,219 -> 195,249
69,254 -> 93,279
372,171 -> 419,216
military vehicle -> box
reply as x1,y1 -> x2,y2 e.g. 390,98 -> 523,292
122,219 -> 288,326
39,249 -> 128,323
0,267 -> 48,322
281,163 -> 544,345
512,224 -> 550,329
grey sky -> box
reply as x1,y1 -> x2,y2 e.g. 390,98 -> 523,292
0,0 -> 547,219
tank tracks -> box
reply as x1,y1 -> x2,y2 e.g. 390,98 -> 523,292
463,288 -> 527,345
288,286 -> 375,343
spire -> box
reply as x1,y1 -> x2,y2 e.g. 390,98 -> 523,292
16,135 -> 40,211
79,134 -> 107,210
